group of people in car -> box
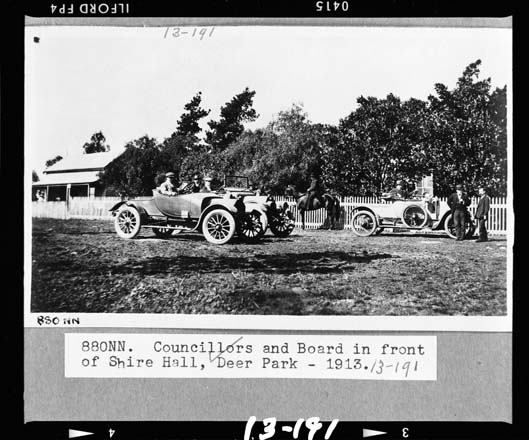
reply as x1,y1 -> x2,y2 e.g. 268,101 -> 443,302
157,172 -> 213,196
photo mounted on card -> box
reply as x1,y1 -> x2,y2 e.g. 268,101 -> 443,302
25,17 -> 512,331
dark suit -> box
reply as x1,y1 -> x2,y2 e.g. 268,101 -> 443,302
447,192 -> 471,240
388,187 -> 409,200
475,194 -> 491,241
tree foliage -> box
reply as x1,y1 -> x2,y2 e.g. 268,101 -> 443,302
32,170 -> 39,182
83,131 -> 110,154
206,87 -> 259,152
175,92 -> 210,141
332,95 -> 431,195
100,135 -> 164,196
45,155 -> 63,168
425,60 -> 507,195
97,61 -> 507,197
219,104 -> 324,194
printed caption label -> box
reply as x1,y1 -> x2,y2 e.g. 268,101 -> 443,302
65,334 -> 437,380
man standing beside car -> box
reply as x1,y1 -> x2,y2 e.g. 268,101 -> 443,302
474,186 -> 491,242
447,184 -> 471,241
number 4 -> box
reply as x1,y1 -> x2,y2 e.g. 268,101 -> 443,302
109,428 -> 115,438
50,4 -> 56,13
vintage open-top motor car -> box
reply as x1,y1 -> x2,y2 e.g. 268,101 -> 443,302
349,193 -> 475,239
110,184 -> 269,245
219,176 -> 295,238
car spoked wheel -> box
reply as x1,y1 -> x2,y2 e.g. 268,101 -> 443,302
152,227 -> 173,238
444,214 -> 475,239
350,211 -> 377,237
202,209 -> 236,245
237,212 -> 264,242
401,204 -> 428,228
115,206 -> 142,239
270,213 -> 295,237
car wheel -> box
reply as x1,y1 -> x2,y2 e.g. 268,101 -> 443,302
401,204 -> 428,228
351,211 -> 377,237
202,209 -> 236,245
444,214 -> 475,239
270,213 -> 295,237
152,227 -> 173,238
237,211 -> 264,242
115,206 -> 142,239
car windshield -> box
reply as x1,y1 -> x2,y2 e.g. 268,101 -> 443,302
224,176 -> 249,189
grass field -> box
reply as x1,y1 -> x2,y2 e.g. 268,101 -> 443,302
31,218 -> 507,315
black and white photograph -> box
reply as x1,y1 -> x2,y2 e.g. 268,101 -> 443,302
26,19 -> 512,324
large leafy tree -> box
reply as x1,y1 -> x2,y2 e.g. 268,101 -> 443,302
220,104 -> 325,194
100,135 -> 164,196
336,94 -> 430,195
206,87 -> 258,152
426,60 -> 507,196
83,131 -> 110,154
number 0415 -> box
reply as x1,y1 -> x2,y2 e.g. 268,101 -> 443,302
315,1 -> 349,12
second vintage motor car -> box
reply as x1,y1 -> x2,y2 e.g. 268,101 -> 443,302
350,193 -> 476,239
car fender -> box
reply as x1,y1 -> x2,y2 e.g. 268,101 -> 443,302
351,206 -> 380,223
109,201 -> 127,213
197,201 -> 240,229
109,200 -> 154,218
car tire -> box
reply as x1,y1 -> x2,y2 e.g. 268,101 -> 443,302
270,213 -> 295,237
237,211 -> 265,242
444,213 -> 475,239
202,209 -> 236,245
401,204 -> 428,228
115,206 -> 142,239
351,210 -> 377,236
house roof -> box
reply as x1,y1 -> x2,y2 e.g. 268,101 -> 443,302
33,171 -> 101,186
43,151 -> 122,174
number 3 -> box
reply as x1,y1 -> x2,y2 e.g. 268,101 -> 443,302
260,417 -> 277,440
402,427 -> 409,438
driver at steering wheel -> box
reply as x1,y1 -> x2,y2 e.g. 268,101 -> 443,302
388,180 -> 410,200
189,174 -> 202,193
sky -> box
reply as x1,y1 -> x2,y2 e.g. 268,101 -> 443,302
25,24 -> 512,174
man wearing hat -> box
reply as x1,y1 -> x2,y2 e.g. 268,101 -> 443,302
158,172 -> 178,196
447,184 -> 471,241
189,174 -> 202,193
306,173 -> 322,209
388,180 -> 409,200
200,176 -> 213,192
474,186 -> 491,242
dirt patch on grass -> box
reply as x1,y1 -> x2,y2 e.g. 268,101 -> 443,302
31,218 -> 507,315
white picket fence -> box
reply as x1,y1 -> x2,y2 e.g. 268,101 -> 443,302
32,195 -> 509,235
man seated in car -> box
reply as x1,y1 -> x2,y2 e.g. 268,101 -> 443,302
200,176 -> 213,192
388,180 -> 410,200
189,174 -> 202,193
158,171 -> 178,196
